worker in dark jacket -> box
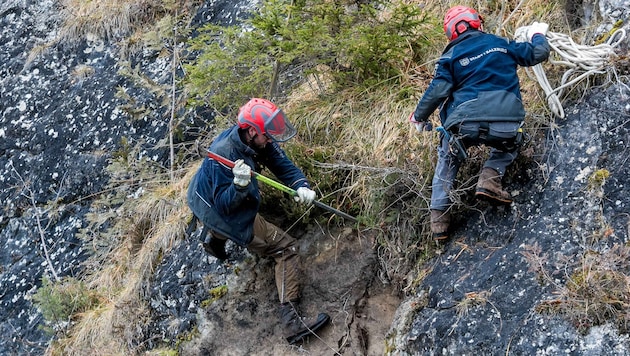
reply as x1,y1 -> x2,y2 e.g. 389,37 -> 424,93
410,5 -> 550,240
187,98 -> 329,344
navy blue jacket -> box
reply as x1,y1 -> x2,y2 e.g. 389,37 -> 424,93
188,125 -> 310,246
413,30 -> 550,130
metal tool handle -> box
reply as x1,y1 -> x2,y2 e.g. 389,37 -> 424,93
207,151 -> 358,223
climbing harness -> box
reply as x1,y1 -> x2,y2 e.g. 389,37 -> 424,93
436,126 -> 468,160
514,27 -> 627,118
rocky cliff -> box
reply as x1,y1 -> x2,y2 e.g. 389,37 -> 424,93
0,0 -> 240,353
388,82 -> 630,355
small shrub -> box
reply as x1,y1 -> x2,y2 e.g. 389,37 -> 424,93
32,276 -> 102,330
184,0 -> 439,114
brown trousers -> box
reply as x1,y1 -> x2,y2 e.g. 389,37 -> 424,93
214,214 -> 300,303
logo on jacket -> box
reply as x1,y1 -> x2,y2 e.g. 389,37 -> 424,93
459,47 -> 507,67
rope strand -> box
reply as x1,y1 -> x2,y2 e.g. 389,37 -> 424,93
515,28 -> 627,118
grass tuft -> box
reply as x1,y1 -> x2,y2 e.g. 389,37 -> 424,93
57,0 -> 163,44
531,245 -> 630,333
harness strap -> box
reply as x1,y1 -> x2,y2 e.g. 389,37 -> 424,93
185,214 -> 199,237
186,214 -> 212,243
478,122 -> 489,140
200,225 -> 211,243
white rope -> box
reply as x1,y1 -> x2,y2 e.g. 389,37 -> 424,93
514,27 -> 627,118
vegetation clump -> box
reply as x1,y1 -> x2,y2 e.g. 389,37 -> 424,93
530,245 -> 630,333
588,168 -> 610,190
201,285 -> 228,308
184,0 -> 440,112
32,276 -> 103,333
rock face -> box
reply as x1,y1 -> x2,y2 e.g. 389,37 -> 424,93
1,1 -> 123,354
387,60 -> 630,355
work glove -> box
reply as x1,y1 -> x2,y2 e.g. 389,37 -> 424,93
413,121 -> 433,133
232,159 -> 251,187
294,187 -> 316,205
514,26 -> 529,42
409,112 -> 432,133
527,22 -> 549,41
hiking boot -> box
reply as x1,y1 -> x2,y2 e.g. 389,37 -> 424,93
279,301 -> 330,345
202,237 -> 228,261
431,209 -> 450,241
475,167 -> 513,205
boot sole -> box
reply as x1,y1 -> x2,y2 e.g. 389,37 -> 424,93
475,189 -> 512,205
286,313 -> 331,345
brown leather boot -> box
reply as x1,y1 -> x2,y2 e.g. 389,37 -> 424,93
431,209 -> 450,241
280,301 -> 330,345
475,167 -> 512,205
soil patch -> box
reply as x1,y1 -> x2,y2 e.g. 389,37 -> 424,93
180,225 -> 401,355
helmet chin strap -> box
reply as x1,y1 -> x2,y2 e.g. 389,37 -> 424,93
245,126 -> 263,149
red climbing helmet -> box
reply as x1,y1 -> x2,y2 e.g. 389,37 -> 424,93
444,6 -> 483,41
237,98 -> 296,142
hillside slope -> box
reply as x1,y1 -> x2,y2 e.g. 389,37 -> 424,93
1,0 -> 629,355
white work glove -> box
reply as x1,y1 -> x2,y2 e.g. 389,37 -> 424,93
413,120 -> 432,133
527,22 -> 549,41
294,187 -> 316,205
514,26 -> 529,42
232,159 -> 251,187
409,112 -> 432,133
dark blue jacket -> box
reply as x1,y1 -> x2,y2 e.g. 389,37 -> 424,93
413,30 -> 550,130
188,125 -> 310,246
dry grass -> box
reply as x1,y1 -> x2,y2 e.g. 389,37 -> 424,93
47,166 -> 195,355
57,0 -> 164,44
23,42 -> 53,71
56,0 -> 202,44
25,0 -> 200,69
69,64 -> 96,85
527,245 -> 630,333
284,85 -> 439,287
456,290 -> 491,317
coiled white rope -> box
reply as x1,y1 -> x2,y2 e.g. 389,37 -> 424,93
515,27 -> 627,118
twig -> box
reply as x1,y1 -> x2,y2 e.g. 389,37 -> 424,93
10,161 -> 60,281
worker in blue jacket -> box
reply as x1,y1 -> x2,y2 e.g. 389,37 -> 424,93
187,98 -> 329,344
410,6 -> 550,240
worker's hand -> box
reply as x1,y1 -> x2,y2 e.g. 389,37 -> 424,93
232,159 -> 251,187
527,22 -> 549,41
413,121 -> 433,133
409,112 -> 432,133
411,118 -> 432,133
294,187 -> 316,205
